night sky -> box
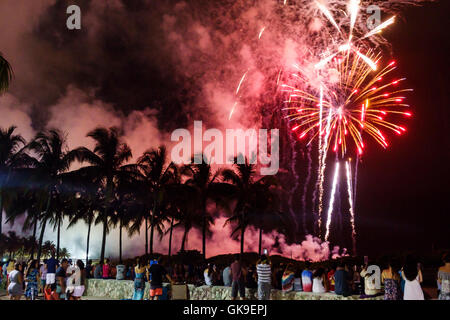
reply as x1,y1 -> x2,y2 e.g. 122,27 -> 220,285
356,0 -> 450,256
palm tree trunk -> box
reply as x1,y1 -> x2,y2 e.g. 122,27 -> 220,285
37,194 -> 52,262
168,216 -> 174,257
100,178 -> 113,265
202,207 -> 207,260
99,210 -> 108,265
86,220 -> 91,264
119,219 -> 123,263
240,225 -> 245,256
150,222 -> 155,255
181,226 -> 188,252
37,218 -> 47,262
145,216 -> 148,255
258,228 -> 263,256
150,207 -> 156,255
56,217 -> 61,260
30,217 -> 38,259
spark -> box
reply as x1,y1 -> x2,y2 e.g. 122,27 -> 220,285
258,26 -> 266,39
346,160 -> 357,255
325,161 -> 340,241
362,16 -> 396,39
284,51 -> 412,157
315,1 -> 342,34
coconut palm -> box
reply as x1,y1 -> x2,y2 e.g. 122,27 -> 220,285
0,53 -> 13,93
58,247 -> 70,259
136,146 -> 176,255
183,154 -> 233,259
109,173 -> 139,263
27,129 -> 83,261
70,127 -> 135,265
66,177 -> 102,264
0,126 -> 33,235
42,240 -> 56,259
222,155 -> 280,256
5,231 -> 22,259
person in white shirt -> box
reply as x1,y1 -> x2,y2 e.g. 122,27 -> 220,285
66,260 -> 86,300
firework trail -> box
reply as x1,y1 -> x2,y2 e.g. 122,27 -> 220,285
315,86 -> 325,234
353,154 -> 360,208
288,132 -> 301,234
325,161 -> 340,241
346,160 -> 357,255
301,141 -> 313,234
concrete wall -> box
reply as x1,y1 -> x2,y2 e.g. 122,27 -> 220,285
85,279 -> 383,300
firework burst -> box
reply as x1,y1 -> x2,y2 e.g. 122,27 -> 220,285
284,51 -> 412,157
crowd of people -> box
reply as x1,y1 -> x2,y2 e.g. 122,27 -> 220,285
1,252 -> 449,300
0,252 -> 86,300
202,253 -> 450,300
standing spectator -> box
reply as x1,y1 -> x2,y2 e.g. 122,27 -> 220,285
381,260 -> 401,300
7,262 -> 24,300
132,258 -> 146,300
360,263 -> 381,297
256,255 -> 272,300
148,257 -> 172,300
245,265 -> 257,289
45,253 -> 58,291
327,263 -> 336,292
282,264 -> 295,293
24,260 -> 40,300
334,261 -> 351,297
172,264 -> 185,283
6,259 -> 16,283
116,263 -> 125,280
401,256 -> 424,300
301,261 -> 313,292
204,263 -> 214,286
230,256 -> 246,300
223,264 -> 232,287
85,260 -> 93,279
437,253 -> 450,300
351,265 -> 362,294
293,267 -> 303,292
39,260 -> 47,293
94,263 -> 102,279
312,267 -> 328,293
102,258 -> 111,279
111,264 -> 117,279
55,258 -> 69,300
275,264 -> 284,290
67,260 -> 86,300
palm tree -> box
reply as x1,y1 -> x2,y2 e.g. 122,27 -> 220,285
136,146 -> 176,255
27,129 -> 82,261
42,240 -> 56,258
0,53 -> 13,93
58,247 -> 70,259
183,154 -> 232,259
5,231 -> 22,259
71,127 -> 135,265
109,174 -> 138,263
222,156 -> 279,256
66,177 -> 102,264
0,126 -> 32,235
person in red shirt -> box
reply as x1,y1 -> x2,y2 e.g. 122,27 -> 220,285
327,262 -> 337,292
102,259 -> 111,279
